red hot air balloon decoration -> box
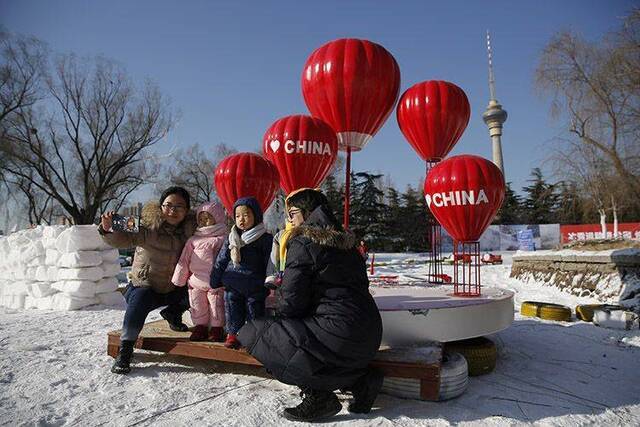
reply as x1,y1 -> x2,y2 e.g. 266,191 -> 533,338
214,152 -> 280,216
397,80 -> 471,285
263,115 -> 338,194
302,38 -> 401,228
424,155 -> 505,296
397,80 -> 470,162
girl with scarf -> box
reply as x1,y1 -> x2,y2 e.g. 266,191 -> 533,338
209,197 -> 272,349
172,201 -> 229,342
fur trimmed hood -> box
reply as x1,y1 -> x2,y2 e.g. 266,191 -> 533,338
288,204 -> 355,250
141,201 -> 196,233
290,225 -> 356,250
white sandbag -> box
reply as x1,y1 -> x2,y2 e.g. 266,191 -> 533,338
42,237 -> 58,249
13,267 -> 26,280
35,266 -> 50,282
7,233 -> 29,248
57,266 -> 104,281
43,225 -> 67,240
101,249 -> 120,263
51,280 -> 96,298
45,249 -> 61,266
26,267 -> 37,280
4,281 -> 29,296
27,256 -> 47,267
57,251 -> 103,268
35,295 -> 54,310
55,225 -> 109,253
23,226 -> 44,240
24,296 -> 37,309
96,291 -> 124,306
101,262 -> 121,278
95,277 -> 118,294
31,282 -> 57,298
51,293 -> 96,311
23,241 -> 46,259
9,294 -> 26,309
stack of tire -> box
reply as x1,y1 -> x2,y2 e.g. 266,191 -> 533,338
520,301 -> 572,322
445,337 -> 497,377
521,301 -> 638,330
381,352 -> 469,401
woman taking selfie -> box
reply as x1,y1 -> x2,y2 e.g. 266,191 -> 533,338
99,186 -> 196,374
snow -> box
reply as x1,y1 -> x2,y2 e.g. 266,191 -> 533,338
1,252 -> 640,426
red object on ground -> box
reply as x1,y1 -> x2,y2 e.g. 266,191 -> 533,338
424,155 -> 505,242
214,152 -> 280,215
302,38 -> 401,152
397,80 -> 470,162
263,115 -> 338,194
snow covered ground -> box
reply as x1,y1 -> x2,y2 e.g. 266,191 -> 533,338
1,252 -> 639,426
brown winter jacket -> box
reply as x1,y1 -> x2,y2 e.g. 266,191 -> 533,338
98,202 -> 197,294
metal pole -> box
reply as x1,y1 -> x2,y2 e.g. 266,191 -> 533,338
343,146 -> 351,230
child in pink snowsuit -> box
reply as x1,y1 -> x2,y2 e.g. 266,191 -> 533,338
172,201 -> 228,342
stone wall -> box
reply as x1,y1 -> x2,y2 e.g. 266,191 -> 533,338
510,249 -> 640,308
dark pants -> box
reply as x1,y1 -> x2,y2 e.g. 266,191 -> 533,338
121,284 -> 189,342
224,289 -> 266,335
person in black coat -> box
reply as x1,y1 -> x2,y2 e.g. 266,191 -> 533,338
238,188 -> 383,422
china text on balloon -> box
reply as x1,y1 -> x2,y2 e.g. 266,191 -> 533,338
425,189 -> 489,208
266,139 -> 332,155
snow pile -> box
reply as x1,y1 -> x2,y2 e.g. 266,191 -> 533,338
1,252 -> 639,425
0,225 -> 123,310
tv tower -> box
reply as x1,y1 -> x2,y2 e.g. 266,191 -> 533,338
482,31 -> 507,177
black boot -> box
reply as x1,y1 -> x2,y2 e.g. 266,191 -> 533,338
282,388 -> 342,422
111,340 -> 135,374
160,308 -> 188,332
348,368 -> 384,414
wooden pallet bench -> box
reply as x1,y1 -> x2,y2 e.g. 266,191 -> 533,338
108,320 -> 442,401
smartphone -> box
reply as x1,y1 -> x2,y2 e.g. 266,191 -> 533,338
112,214 -> 139,233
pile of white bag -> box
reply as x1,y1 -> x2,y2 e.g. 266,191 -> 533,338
0,225 -> 124,311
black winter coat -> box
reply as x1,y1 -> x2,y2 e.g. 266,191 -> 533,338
238,207 -> 382,391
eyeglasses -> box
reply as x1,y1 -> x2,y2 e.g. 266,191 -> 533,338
287,209 -> 302,220
162,203 -> 186,213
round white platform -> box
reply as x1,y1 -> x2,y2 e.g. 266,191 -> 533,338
372,286 -> 514,346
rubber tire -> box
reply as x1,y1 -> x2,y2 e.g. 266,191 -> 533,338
521,301 -> 572,321
444,337 -> 497,376
576,304 -> 624,322
380,352 -> 468,401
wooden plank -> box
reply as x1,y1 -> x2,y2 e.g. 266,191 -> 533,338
108,320 -> 443,400
420,378 -> 440,401
370,361 -> 440,380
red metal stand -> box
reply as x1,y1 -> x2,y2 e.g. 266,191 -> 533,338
425,160 -> 445,284
453,241 -> 481,297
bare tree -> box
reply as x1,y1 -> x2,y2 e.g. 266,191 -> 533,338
0,30 -> 47,125
1,46 -> 175,224
536,9 -> 640,220
163,142 -> 236,206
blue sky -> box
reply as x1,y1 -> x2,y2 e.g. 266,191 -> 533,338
2,0 -> 635,196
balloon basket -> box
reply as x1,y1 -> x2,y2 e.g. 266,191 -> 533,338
425,160 -> 444,285
452,241 -> 481,297
426,219 -> 445,284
